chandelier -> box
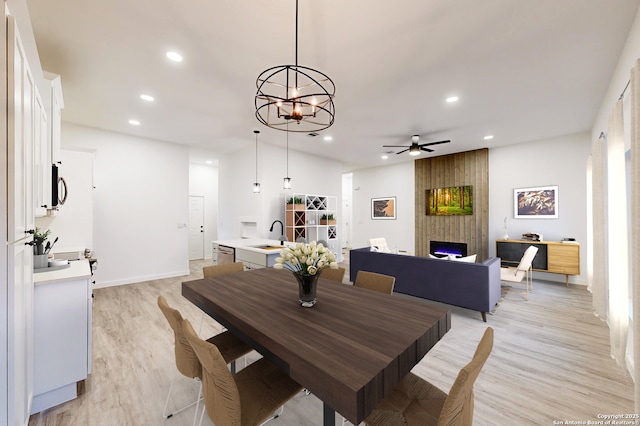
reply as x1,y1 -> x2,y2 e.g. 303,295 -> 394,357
255,0 -> 335,133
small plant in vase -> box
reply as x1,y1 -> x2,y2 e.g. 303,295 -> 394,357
320,213 -> 336,225
33,227 -> 51,255
287,196 -> 305,211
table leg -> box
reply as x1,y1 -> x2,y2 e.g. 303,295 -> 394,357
323,402 -> 336,426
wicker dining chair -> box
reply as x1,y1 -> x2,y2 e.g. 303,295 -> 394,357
364,327 -> 494,426
182,318 -> 303,426
157,296 -> 252,421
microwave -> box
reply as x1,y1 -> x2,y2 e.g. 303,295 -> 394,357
51,164 -> 68,208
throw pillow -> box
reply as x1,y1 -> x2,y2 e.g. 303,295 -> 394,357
370,245 -> 379,252
448,254 -> 477,263
428,254 -> 447,259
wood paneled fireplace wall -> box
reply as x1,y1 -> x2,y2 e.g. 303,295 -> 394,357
414,148 -> 489,260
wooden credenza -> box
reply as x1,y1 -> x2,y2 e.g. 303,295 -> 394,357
496,239 -> 580,286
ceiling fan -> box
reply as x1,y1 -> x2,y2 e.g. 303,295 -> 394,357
383,135 -> 451,156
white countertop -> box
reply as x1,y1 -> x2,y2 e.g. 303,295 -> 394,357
214,238 -> 294,254
34,259 -> 92,285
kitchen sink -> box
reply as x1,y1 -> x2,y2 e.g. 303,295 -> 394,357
251,245 -> 285,250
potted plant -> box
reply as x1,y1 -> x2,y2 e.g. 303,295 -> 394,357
33,227 -> 51,255
286,196 -> 305,211
320,213 -> 336,225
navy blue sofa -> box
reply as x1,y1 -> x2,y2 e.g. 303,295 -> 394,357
349,247 -> 501,321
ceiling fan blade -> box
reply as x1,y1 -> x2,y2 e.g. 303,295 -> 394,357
419,139 -> 451,147
420,147 -> 434,152
395,148 -> 410,154
383,145 -> 411,148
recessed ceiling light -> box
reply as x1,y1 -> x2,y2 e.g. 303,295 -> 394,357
166,51 -> 183,62
206,160 -> 213,164
323,136 -> 333,142
128,119 -> 140,126
381,154 -> 389,160
446,96 -> 459,103
483,135 -> 494,140
140,94 -> 154,102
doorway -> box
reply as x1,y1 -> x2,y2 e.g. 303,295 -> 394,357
188,196 -> 204,260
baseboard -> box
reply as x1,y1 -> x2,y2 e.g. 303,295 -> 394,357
94,269 -> 191,288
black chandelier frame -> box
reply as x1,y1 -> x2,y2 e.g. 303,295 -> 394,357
254,0 -> 335,133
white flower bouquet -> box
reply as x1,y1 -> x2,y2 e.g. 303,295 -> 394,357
273,240 -> 338,276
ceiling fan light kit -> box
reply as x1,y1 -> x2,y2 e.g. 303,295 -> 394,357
383,134 -> 451,156
255,0 -> 336,133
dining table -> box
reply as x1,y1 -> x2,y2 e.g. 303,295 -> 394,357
182,267 -> 451,426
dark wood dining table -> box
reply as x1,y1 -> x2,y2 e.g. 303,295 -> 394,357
182,267 -> 451,425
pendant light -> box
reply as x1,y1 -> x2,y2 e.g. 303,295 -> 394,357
253,130 -> 261,193
284,127 -> 292,189
255,0 -> 335,133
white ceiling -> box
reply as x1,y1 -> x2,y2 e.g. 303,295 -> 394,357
25,0 -> 640,171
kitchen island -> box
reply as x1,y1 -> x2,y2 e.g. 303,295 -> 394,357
212,238 -> 294,270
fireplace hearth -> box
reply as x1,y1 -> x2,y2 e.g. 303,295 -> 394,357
430,240 -> 468,258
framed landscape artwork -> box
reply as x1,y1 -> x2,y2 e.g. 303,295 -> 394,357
425,186 -> 473,216
371,197 -> 396,220
514,185 -> 558,218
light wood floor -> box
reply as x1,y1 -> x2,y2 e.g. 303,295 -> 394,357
29,258 -> 635,425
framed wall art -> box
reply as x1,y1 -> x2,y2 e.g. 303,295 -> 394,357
425,185 -> 473,216
371,197 -> 396,220
514,185 -> 558,218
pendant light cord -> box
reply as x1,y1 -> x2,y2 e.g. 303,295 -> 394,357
286,124 -> 289,175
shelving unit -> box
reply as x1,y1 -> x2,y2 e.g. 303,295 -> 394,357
285,193 -> 339,253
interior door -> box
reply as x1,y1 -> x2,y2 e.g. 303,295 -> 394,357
6,13 -> 35,425
188,196 -> 204,260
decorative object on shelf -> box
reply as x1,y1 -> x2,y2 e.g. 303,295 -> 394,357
253,130 -> 261,193
320,213 -> 336,225
273,241 -> 338,307
255,0 -> 335,133
371,197 -> 396,220
503,216 -> 509,240
514,185 -> 558,218
286,196 -> 305,210
284,128 -> 292,189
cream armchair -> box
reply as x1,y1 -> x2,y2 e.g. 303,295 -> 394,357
500,245 -> 539,300
369,237 -> 392,253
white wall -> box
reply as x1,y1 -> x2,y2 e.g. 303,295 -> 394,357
218,142 -> 342,243
489,132 -> 591,285
189,163 -> 218,258
350,162 -> 415,252
61,123 -> 189,287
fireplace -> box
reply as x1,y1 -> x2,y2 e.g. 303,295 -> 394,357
430,240 -> 468,258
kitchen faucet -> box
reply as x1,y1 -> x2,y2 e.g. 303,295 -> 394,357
269,220 -> 287,245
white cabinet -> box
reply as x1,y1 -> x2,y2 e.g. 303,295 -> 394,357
32,260 -> 92,414
235,248 -> 264,270
33,88 -> 48,216
234,247 -> 280,270
211,242 -> 219,265
44,72 -> 63,167
7,14 -> 35,241
284,193 -> 339,254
